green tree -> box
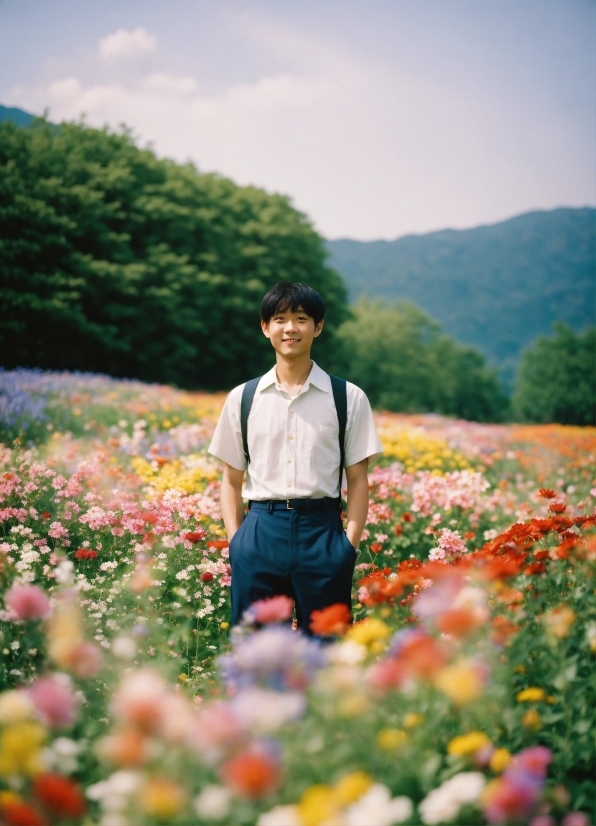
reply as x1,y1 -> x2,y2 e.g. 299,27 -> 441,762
332,299 -> 507,421
0,118 -> 348,389
513,324 -> 596,425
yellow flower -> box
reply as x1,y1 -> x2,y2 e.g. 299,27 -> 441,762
376,728 -> 408,751
178,674 -> 188,682
0,691 -> 34,724
338,692 -> 370,717
220,622 -> 230,630
346,618 -> 391,648
434,660 -> 483,705
298,784 -> 339,826
404,713 -> 424,728
513,664 -> 526,674
516,687 -> 545,703
334,771 -> 373,805
522,709 -> 542,731
139,777 -> 185,819
490,748 -> 511,773
0,723 -> 46,777
447,731 -> 491,756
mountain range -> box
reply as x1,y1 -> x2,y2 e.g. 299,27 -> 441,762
2,105 -> 594,383
326,207 -> 595,381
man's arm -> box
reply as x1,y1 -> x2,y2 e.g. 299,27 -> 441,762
220,463 -> 245,541
345,457 -> 369,548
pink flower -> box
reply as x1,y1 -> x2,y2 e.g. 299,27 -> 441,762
48,521 -> 69,539
429,528 -> 468,561
27,674 -> 78,728
72,642 -> 102,678
562,813 -> 590,826
244,595 -> 294,625
5,584 -> 51,621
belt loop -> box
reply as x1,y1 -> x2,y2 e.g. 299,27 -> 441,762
268,501 -> 274,514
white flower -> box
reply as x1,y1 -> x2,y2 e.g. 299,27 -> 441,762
257,805 -> 301,826
10,641 -> 20,651
327,640 -> 367,665
55,559 -> 74,584
231,688 -> 305,733
345,785 -> 413,826
112,636 -> 137,661
419,772 -> 485,825
194,785 -> 231,820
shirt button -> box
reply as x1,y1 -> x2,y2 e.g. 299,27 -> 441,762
288,459 -> 292,463
287,483 -> 291,488
289,434 -> 294,440
290,409 -> 294,413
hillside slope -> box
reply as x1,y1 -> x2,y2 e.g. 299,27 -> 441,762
326,208 -> 595,380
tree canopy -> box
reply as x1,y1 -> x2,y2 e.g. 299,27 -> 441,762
0,118 -> 348,389
332,300 -> 508,421
513,324 -> 595,425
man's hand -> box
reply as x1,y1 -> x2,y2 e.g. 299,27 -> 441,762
345,457 -> 369,549
220,463 -> 245,542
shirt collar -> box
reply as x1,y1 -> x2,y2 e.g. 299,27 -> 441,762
256,361 -> 330,394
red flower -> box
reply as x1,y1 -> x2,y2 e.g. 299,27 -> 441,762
533,550 -> 549,561
310,603 -> 351,636
401,512 -> 414,522
548,502 -> 566,514
139,511 -> 157,523
370,543 -> 383,553
74,549 -> 98,560
33,773 -> 86,818
0,799 -> 47,826
394,524 -> 403,536
464,531 -> 476,540
524,561 -> 546,576
220,751 -> 281,799
207,540 -> 229,550
200,572 -> 214,582
184,530 -> 206,543
42,512 -> 51,519
538,488 -> 557,499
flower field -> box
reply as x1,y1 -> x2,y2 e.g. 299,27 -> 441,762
0,368 -> 594,826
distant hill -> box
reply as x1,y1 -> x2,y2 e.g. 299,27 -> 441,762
326,208 -> 595,382
0,105 -> 36,127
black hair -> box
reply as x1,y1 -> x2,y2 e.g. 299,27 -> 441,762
260,281 -> 326,326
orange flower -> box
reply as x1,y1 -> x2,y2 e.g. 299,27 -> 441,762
548,503 -> 566,514
437,607 -> 481,638
98,728 -> 151,766
491,615 -> 520,645
221,751 -> 281,799
33,774 -> 86,819
537,488 -> 557,499
310,603 -> 351,636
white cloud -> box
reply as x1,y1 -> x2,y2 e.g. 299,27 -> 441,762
98,27 -> 157,64
6,22 -> 593,239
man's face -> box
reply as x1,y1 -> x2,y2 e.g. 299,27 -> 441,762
261,305 -> 323,358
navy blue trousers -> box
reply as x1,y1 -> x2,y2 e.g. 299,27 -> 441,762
229,503 -> 357,633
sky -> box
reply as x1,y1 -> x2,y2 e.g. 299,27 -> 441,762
0,0 -> 594,240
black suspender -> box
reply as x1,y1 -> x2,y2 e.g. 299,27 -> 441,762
240,376 -> 261,465
240,373 -> 348,492
329,374 -> 347,493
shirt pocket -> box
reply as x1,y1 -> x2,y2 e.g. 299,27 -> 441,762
303,423 -> 339,468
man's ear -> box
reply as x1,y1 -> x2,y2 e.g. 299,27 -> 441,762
313,319 -> 324,338
261,320 -> 271,339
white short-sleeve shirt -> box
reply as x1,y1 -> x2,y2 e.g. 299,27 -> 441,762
208,361 -> 383,500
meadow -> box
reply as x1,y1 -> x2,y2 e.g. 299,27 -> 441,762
0,368 -> 594,826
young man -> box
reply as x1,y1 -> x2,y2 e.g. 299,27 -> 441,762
208,281 -> 382,633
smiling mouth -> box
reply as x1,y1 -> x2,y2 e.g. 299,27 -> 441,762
283,338 -> 300,343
